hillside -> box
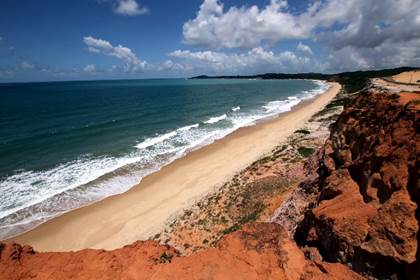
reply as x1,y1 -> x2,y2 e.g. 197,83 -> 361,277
191,67 -> 418,93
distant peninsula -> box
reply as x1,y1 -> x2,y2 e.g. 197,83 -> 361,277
191,66 -> 419,92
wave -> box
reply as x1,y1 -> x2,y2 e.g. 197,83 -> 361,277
263,97 -> 301,114
178,123 -> 199,131
135,131 -> 177,149
0,154 -> 147,220
300,80 -> 330,100
0,80 -> 329,240
203,114 -> 227,124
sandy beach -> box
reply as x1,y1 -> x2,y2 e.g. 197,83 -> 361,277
8,82 -> 341,252
392,70 -> 420,85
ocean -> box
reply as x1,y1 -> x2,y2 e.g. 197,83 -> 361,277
0,78 -> 328,239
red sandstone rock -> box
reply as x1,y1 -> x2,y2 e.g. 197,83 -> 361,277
0,223 -> 364,280
295,89 -> 419,279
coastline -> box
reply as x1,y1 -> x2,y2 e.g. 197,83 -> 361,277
7,82 -> 341,252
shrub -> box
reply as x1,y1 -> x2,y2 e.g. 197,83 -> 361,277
294,129 -> 310,134
160,252 -> 173,263
298,147 -> 315,157
221,224 -> 241,235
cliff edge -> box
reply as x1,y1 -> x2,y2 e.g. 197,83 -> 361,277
293,89 -> 419,279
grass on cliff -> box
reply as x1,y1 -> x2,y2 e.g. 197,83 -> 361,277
221,203 -> 265,235
298,147 -> 315,157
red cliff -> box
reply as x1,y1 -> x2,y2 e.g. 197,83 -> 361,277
1,223 -> 363,280
295,89 -> 419,279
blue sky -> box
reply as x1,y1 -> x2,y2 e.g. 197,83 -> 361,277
1,0 -> 419,82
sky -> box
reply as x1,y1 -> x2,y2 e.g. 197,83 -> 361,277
1,0 -> 420,82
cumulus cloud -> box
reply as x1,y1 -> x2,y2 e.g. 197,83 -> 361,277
325,38 -> 420,71
114,0 -> 148,16
84,64 -> 96,72
83,36 -> 147,72
296,42 -> 313,56
169,47 -> 313,74
182,0 -> 420,71
183,0 -> 307,48
157,60 -> 190,72
184,0 -> 420,49
311,0 -> 420,50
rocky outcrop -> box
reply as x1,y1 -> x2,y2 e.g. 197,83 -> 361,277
0,223 -> 364,280
294,89 -> 419,279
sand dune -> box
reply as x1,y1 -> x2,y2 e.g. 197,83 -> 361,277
392,70 -> 420,85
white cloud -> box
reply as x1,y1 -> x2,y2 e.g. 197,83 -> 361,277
83,36 -> 147,72
307,1 -> 420,52
183,0 -> 420,71
325,38 -> 420,72
169,47 -> 313,74
114,0 -> 148,16
157,60 -> 190,72
183,0 -> 307,49
20,61 -> 35,70
84,64 -> 96,72
184,0 -> 420,50
296,42 -> 313,56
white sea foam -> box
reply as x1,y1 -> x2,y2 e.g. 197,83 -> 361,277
0,154 -> 154,218
203,114 -> 227,124
178,123 -> 199,131
135,131 -> 177,149
299,80 -> 330,100
0,80 -> 329,240
263,97 -> 300,114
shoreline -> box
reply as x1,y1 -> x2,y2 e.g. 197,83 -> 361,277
7,82 -> 341,252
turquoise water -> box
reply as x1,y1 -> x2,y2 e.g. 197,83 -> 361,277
0,78 -> 328,239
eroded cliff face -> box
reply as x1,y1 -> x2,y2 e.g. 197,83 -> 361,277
0,223 -> 363,280
294,89 -> 419,279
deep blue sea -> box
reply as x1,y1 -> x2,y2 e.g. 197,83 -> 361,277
0,78 -> 328,239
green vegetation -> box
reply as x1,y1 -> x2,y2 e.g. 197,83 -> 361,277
192,67 -> 418,93
294,129 -> 310,134
160,252 -> 173,263
311,89 -> 355,120
298,146 -> 315,157
220,203 -> 265,235
221,224 -> 242,235
325,97 -> 349,108
328,67 -> 419,92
